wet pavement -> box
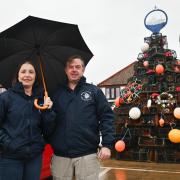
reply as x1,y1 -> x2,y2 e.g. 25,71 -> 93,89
99,159 -> 180,180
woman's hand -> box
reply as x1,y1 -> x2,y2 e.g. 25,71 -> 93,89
44,97 -> 53,109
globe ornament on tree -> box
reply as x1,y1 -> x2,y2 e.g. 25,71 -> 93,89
144,8 -> 168,34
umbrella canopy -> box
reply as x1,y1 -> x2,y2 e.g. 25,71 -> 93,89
0,16 -> 93,95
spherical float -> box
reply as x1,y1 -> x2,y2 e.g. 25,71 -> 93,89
143,60 -> 149,67
129,107 -> 141,119
168,129 -> 180,143
115,140 -> 126,152
114,97 -> 124,107
141,43 -> 149,53
159,118 -> 165,127
173,107 -> 180,119
155,64 -> 164,74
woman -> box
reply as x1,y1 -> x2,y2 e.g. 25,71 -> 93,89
0,61 -> 56,180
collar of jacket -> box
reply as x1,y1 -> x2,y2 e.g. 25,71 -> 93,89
10,82 -> 43,99
64,76 -> 86,92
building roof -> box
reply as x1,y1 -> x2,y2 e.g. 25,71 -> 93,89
98,61 -> 136,87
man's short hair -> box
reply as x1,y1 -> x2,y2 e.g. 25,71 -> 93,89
66,55 -> 85,68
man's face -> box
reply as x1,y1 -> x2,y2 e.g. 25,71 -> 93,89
65,58 -> 85,83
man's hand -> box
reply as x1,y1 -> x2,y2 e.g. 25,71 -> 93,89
98,147 -> 111,160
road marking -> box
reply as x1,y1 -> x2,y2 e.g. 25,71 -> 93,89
102,166 -> 180,174
99,167 -> 112,177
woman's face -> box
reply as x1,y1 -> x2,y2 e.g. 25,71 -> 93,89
18,63 -> 36,88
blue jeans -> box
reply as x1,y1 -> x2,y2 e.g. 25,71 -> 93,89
0,154 -> 42,180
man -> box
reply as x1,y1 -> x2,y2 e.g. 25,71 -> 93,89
50,55 -> 115,180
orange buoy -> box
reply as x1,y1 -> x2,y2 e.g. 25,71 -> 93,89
155,64 -> 164,74
143,61 -> 149,67
168,129 -> 180,143
115,140 -> 126,152
159,118 -> 165,127
114,97 -> 124,107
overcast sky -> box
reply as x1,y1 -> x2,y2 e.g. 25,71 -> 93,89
0,0 -> 180,84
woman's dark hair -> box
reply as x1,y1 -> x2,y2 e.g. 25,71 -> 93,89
12,60 -> 42,88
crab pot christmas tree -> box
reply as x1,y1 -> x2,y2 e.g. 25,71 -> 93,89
114,9 -> 180,163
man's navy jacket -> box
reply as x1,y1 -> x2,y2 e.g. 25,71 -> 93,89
50,77 -> 115,158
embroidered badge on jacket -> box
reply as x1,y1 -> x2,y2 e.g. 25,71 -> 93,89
81,91 -> 92,101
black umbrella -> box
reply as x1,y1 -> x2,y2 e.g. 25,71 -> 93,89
0,16 -> 93,109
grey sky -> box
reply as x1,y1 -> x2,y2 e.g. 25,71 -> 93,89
0,0 -> 180,84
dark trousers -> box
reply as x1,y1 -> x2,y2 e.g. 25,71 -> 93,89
0,154 -> 42,180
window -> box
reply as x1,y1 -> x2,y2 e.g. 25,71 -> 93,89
115,87 -> 120,98
105,88 -> 110,99
111,88 -> 115,99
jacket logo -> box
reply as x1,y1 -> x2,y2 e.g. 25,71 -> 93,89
81,91 -> 92,101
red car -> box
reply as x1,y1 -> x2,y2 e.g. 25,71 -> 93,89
40,144 -> 53,180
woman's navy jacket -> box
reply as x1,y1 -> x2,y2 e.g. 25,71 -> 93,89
50,77 -> 115,158
0,82 -> 56,159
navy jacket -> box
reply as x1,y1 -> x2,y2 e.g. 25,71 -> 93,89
50,77 -> 115,158
0,82 -> 56,159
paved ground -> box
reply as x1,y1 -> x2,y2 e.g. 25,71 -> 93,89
99,159 -> 180,180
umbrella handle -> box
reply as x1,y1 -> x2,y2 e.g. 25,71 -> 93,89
34,91 -> 49,110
